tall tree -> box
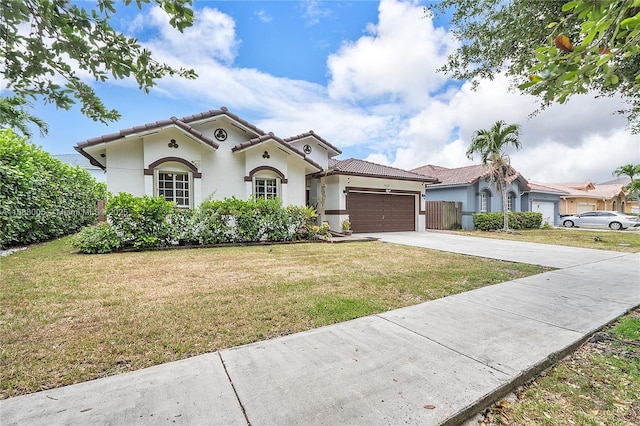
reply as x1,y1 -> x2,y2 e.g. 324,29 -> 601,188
466,120 -> 522,231
429,0 -> 640,133
1,0 -> 197,124
0,96 -> 49,138
613,163 -> 640,206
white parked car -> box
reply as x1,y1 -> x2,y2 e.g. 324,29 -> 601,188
562,211 -> 640,230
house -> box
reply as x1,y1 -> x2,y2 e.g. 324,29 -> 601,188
522,181 -> 569,226
54,154 -> 106,182
412,164 -> 565,229
75,107 -> 437,233
540,181 -> 637,214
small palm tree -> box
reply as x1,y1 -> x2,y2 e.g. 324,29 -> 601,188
613,164 -> 640,208
0,96 -> 49,138
467,120 -> 522,231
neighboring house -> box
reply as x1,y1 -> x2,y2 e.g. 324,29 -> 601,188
598,177 -> 639,213
521,182 -> 568,226
412,164 -> 534,229
541,181 -> 637,214
75,107 -> 437,233
54,154 -> 106,182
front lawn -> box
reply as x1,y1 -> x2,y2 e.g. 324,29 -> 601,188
0,237 -> 547,398
458,228 -> 640,252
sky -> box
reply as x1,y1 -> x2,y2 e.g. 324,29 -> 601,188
10,0 -> 640,184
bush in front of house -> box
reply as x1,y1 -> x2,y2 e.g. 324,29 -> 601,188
0,129 -> 105,249
105,193 -> 175,249
73,194 -> 325,253
72,222 -> 123,254
472,212 -> 543,231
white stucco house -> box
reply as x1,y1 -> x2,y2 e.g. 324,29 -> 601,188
75,107 -> 437,233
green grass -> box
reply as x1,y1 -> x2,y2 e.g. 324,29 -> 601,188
482,308 -> 640,425
459,228 -> 640,252
0,236 -> 548,399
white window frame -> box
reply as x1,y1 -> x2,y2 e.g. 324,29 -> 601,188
154,169 -> 193,208
254,177 -> 280,200
480,190 -> 490,212
507,192 -> 516,211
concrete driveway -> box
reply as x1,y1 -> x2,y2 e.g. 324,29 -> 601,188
360,231 -> 628,268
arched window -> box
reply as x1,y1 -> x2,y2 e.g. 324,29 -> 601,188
480,189 -> 491,212
507,192 -> 516,211
246,166 -> 286,200
612,200 -> 617,212
145,157 -> 199,208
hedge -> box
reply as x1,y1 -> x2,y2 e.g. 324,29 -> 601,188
0,129 -> 105,248
472,212 -> 543,231
73,194 -> 328,253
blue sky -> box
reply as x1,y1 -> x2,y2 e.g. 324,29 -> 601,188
12,0 -> 640,183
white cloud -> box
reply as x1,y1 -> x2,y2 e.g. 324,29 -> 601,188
118,0 -> 637,184
327,0 -> 456,107
145,6 -> 239,65
255,10 -> 272,24
300,0 -> 332,27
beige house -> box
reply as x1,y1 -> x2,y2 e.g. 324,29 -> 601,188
539,181 -> 637,214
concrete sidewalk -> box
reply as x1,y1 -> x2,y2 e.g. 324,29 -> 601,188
2,232 -> 639,425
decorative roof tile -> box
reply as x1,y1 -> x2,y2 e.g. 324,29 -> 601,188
76,116 -> 219,149
413,164 -> 526,187
232,133 -> 323,171
323,158 -> 438,182
284,130 -> 342,155
544,182 -> 626,199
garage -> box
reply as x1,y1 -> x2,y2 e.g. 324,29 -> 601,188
532,201 -> 556,226
347,191 -> 416,233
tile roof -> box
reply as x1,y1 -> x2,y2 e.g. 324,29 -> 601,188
598,177 -> 631,186
323,158 -> 438,182
76,116 -> 219,149
527,181 -> 570,195
412,164 -> 489,186
232,133 -> 323,171
283,131 -> 342,155
413,164 -> 528,188
544,182 -> 627,199
179,107 -> 267,136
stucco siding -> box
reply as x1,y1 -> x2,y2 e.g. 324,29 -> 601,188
106,140 -> 144,196
286,162 -> 307,206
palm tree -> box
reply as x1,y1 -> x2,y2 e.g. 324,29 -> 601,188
0,96 -> 49,138
613,164 -> 640,208
466,120 -> 522,231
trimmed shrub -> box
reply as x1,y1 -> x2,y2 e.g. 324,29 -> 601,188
0,129 -> 104,248
72,222 -> 122,254
74,194 -> 325,253
473,211 -> 543,231
105,193 -> 175,249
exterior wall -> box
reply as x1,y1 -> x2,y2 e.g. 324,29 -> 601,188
287,137 -> 331,170
103,120 -> 316,208
199,125 -> 253,201
426,179 -> 526,230
522,192 -> 562,226
425,186 -> 475,229
323,175 -> 426,232
106,139 -> 145,196
560,195 -> 634,215
285,162 -> 307,207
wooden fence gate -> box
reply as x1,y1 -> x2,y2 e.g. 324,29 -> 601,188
425,201 -> 462,230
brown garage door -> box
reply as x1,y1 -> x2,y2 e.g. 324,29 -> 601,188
347,192 -> 416,233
